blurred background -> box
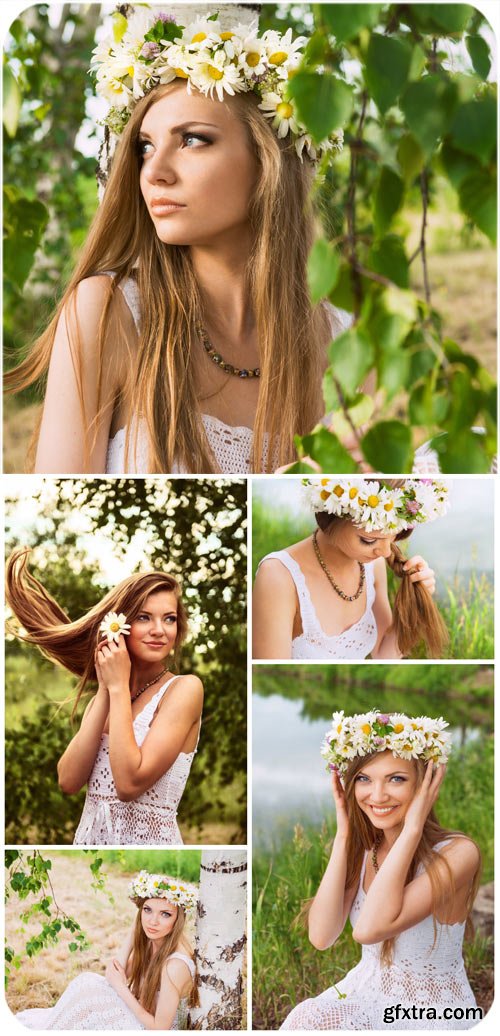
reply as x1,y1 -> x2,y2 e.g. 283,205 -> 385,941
4,477 -> 247,844
252,663 -> 494,1027
252,476 -> 494,659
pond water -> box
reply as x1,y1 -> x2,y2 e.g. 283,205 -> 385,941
252,692 -> 480,849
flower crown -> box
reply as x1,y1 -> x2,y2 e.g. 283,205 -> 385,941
90,6 -> 344,161
128,871 -> 198,914
302,478 -> 449,533
321,710 -> 452,775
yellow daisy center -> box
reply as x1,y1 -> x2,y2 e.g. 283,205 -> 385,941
361,723 -> 371,735
320,490 -> 330,500
208,65 -> 224,80
333,484 -> 344,498
393,723 -> 404,733
367,494 -> 379,507
191,32 -> 207,43
246,51 -> 261,67
270,50 -> 288,65
110,622 -> 120,632
321,478 -> 329,486
349,487 -> 358,499
127,65 -> 134,78
384,501 -> 394,511
276,101 -> 293,119
337,723 -> 342,733
220,32 -> 234,41
175,68 -> 189,78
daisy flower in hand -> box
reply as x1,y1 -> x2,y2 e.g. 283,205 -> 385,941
99,611 -> 131,643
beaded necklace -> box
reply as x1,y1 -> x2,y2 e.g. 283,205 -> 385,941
312,531 -> 365,602
197,324 -> 261,379
131,664 -> 171,704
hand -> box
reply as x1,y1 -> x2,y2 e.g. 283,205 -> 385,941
403,761 -> 446,835
105,958 -> 129,992
97,635 -> 131,693
331,770 -> 350,840
403,555 -> 436,594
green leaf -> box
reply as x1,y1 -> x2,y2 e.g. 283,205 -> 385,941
307,239 -> 340,303
458,168 -> 496,242
327,328 -> 374,397
364,34 -> 413,115
319,4 -> 382,41
373,166 -> 404,235
361,421 -> 413,472
68,942 -> 78,953
401,75 -> 458,156
288,73 -> 353,142
432,429 -> 489,473
368,286 -> 417,351
283,459 -> 317,474
442,367 -> 481,434
409,383 -> 449,425
397,133 -> 425,184
449,96 -> 496,165
466,34 -> 491,79
112,12 -> 128,43
3,186 -> 50,291
329,393 -> 375,439
3,65 -> 22,138
378,349 -> 412,400
368,236 -> 409,289
299,426 -> 359,473
411,5 -> 475,35
440,141 -> 481,189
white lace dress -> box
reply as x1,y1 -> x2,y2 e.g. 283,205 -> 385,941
257,551 -> 377,659
73,677 -> 199,845
104,275 -> 440,475
281,842 -> 477,1030
16,951 -> 195,1030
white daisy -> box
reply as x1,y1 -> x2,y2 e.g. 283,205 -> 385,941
259,90 -> 300,138
180,17 -> 222,48
190,49 -> 244,101
238,34 -> 268,77
99,611 -> 131,643
262,28 -> 306,73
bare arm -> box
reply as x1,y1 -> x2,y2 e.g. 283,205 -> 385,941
57,686 -> 110,795
252,559 -> 297,659
308,772 -> 357,950
34,276 -> 132,473
106,956 -> 192,1031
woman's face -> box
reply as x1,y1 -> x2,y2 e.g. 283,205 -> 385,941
138,83 -> 258,249
141,898 -> 178,943
328,520 -> 397,562
127,590 -> 178,664
353,751 -> 418,831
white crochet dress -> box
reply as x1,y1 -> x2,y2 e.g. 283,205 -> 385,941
257,551 -> 377,659
15,952 -> 195,1030
103,275 -> 439,475
280,842 -> 477,1030
73,677 -> 198,845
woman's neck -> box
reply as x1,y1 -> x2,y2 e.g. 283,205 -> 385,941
129,662 -> 171,696
191,236 -> 255,340
314,530 -> 359,575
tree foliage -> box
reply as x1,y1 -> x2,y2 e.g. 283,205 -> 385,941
5,478 -> 247,842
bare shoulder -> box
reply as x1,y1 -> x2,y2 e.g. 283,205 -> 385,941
163,955 -> 193,992
254,554 -> 296,592
438,836 -> 480,878
164,674 -> 204,711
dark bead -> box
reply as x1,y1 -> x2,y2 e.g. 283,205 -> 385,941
239,370 -> 249,377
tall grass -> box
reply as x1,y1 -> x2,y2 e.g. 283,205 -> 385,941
253,738 -> 493,1030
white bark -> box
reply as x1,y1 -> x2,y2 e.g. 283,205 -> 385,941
189,850 -> 247,1030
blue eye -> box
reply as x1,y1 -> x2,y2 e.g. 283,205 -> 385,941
181,132 -> 211,148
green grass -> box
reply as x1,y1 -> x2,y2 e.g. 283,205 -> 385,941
68,848 -> 202,881
252,737 -> 493,1030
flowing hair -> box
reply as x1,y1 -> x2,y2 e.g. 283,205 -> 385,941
5,81 -> 336,473
128,899 -> 199,1013
5,548 -> 188,716
341,753 -> 481,965
315,511 -> 449,658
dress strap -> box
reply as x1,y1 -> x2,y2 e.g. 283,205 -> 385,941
134,675 -> 182,730
101,270 -> 141,333
359,850 -> 369,894
364,562 -> 376,608
257,551 -> 316,638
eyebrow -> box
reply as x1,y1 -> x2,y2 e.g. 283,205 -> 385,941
138,121 -> 220,138
359,770 -> 408,776
138,608 -> 177,615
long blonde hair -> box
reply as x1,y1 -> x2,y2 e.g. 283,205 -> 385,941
5,548 -> 188,716
5,82 -> 335,473
342,753 -> 481,965
128,899 -> 199,1013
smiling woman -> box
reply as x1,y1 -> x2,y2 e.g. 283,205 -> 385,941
5,549 -> 203,845
4,4 -> 344,475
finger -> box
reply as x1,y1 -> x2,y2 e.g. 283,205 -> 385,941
408,567 -> 434,583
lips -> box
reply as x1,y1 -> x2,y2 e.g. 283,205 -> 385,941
369,804 -> 399,816
150,198 -> 186,213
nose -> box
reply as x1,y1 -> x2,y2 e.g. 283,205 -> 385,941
151,616 -> 165,635
370,780 -> 390,801
374,540 -> 392,558
142,146 -> 177,187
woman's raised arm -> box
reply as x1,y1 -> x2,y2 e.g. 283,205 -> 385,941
34,276 -> 125,473
308,772 -> 357,950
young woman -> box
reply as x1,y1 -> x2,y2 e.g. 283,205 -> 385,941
15,871 -> 199,1030
5,6 -> 344,475
6,549 -> 203,844
281,711 -> 481,1030
253,478 -> 449,660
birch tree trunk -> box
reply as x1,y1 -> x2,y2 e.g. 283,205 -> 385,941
189,850 -> 247,1030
